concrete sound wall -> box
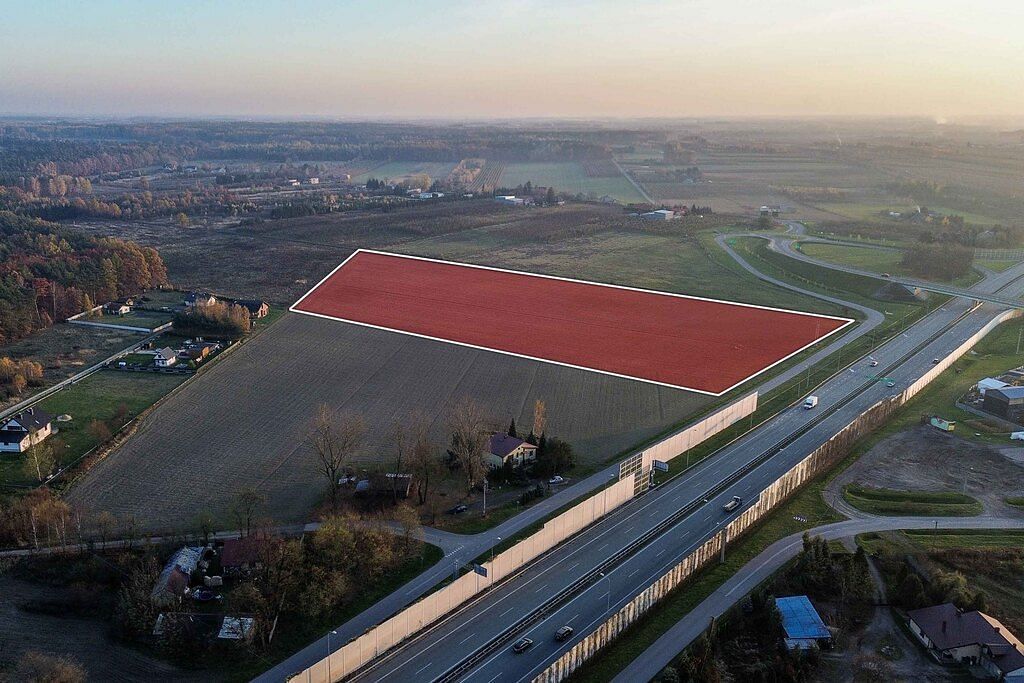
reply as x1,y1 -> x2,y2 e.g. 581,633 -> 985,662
290,392 -> 758,682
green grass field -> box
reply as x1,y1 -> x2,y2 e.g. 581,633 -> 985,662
798,242 -> 906,274
352,161 -> 457,185
0,371 -> 186,487
842,484 -> 982,516
978,259 -> 1020,273
498,162 -> 644,203
900,528 -> 1024,549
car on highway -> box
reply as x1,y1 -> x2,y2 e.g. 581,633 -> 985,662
885,380 -> 896,388
554,626 -> 575,642
868,359 -> 879,367
932,358 -> 941,364
723,495 -> 742,513
512,637 -> 534,653
549,475 -> 565,485
449,504 -> 468,515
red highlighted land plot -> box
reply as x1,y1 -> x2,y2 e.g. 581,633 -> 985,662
291,250 -> 853,396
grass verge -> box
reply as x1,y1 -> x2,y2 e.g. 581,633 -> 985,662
842,484 -> 982,516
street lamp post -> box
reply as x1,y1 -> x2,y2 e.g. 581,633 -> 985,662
327,629 -> 338,682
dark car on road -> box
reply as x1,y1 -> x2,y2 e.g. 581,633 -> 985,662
512,637 -> 534,653
555,626 -> 575,642
449,504 -> 468,515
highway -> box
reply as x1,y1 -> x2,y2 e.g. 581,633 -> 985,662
347,254 -> 1024,682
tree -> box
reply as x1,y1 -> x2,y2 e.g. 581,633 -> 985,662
546,187 -> 557,204
305,405 -> 365,510
532,399 -> 546,438
392,503 -> 422,553
15,652 -> 86,683
231,487 -> 267,537
408,413 -> 441,505
175,212 -> 190,228
508,418 -> 518,439
194,509 -> 217,545
87,419 -> 112,443
447,399 -> 490,492
23,436 -> 57,482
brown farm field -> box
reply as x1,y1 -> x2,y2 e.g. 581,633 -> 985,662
67,313 -> 712,531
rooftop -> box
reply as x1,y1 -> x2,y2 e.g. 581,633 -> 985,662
777,595 -> 830,641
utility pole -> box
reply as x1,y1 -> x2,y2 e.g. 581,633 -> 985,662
1017,325 -> 1022,355
482,479 -> 488,516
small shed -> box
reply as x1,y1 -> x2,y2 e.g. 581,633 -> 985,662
777,595 -> 831,650
978,377 -> 1010,395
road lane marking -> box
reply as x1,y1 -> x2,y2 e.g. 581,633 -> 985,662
459,632 -> 475,645
656,548 -> 667,557
567,562 -> 579,571
414,662 -> 432,675
500,607 -> 515,617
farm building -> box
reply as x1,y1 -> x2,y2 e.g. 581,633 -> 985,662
494,195 -> 525,206
777,595 -> 832,651
641,209 -> 674,220
978,377 -> 1010,395
218,537 -> 262,577
982,386 -> 1024,423
486,433 -> 538,469
104,300 -> 132,315
0,407 -> 54,453
354,472 -> 414,499
908,603 -> 1024,679
154,347 -> 178,367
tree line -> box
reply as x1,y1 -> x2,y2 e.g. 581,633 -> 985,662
0,212 -> 168,344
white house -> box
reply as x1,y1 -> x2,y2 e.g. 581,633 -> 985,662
308,177 -> 320,185
641,209 -> 674,220
485,433 -> 538,470
154,347 -> 178,367
494,195 -> 525,206
0,408 -> 54,453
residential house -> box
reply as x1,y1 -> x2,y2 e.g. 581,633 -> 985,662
0,408 -> 54,453
154,347 -> 178,367
184,291 -> 218,308
908,603 -> 1024,679
104,302 -> 131,316
308,177 -> 320,185
151,546 -> 205,607
641,209 -> 674,220
233,299 -> 269,319
494,195 -> 525,206
218,537 -> 262,577
180,341 -> 220,362
485,433 -> 538,470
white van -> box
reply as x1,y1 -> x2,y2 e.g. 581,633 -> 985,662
803,396 -> 818,410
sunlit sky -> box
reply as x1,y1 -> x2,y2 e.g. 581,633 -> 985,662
2,0 -> 1022,119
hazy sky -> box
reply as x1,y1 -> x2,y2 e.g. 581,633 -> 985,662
2,0 -> 1022,118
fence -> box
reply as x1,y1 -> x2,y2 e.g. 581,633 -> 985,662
532,308 -> 1023,683
289,392 -> 759,682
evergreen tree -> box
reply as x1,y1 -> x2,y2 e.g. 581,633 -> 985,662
508,418 -> 518,438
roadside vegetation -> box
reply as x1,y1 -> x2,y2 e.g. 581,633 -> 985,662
842,484 -> 982,516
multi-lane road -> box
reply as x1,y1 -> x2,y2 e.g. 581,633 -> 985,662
345,251 -> 1024,681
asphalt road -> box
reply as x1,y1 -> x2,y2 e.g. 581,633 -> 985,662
350,288 -> 1015,682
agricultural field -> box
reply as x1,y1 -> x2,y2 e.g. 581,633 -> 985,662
67,312 -> 714,531
351,161 -> 457,185
498,162 -> 644,203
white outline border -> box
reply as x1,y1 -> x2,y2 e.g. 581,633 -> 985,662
289,249 -> 855,397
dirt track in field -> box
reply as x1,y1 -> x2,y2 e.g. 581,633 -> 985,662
67,313 -> 711,531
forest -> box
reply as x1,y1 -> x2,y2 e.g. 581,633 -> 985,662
0,212 -> 168,345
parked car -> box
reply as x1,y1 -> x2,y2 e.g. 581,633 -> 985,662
449,504 -> 468,515
512,637 -> 534,653
555,626 -> 575,642
549,475 -> 565,485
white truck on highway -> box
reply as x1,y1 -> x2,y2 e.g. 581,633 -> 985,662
803,395 -> 818,410
722,495 -> 742,513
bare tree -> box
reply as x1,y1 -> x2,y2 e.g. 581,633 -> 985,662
389,422 -> 409,503
408,413 -> 441,505
448,399 -> 490,492
22,436 -> 57,483
532,399 -> 547,439
306,405 -> 365,510
231,486 -> 267,537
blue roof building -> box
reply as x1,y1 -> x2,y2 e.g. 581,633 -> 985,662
776,595 -> 832,650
